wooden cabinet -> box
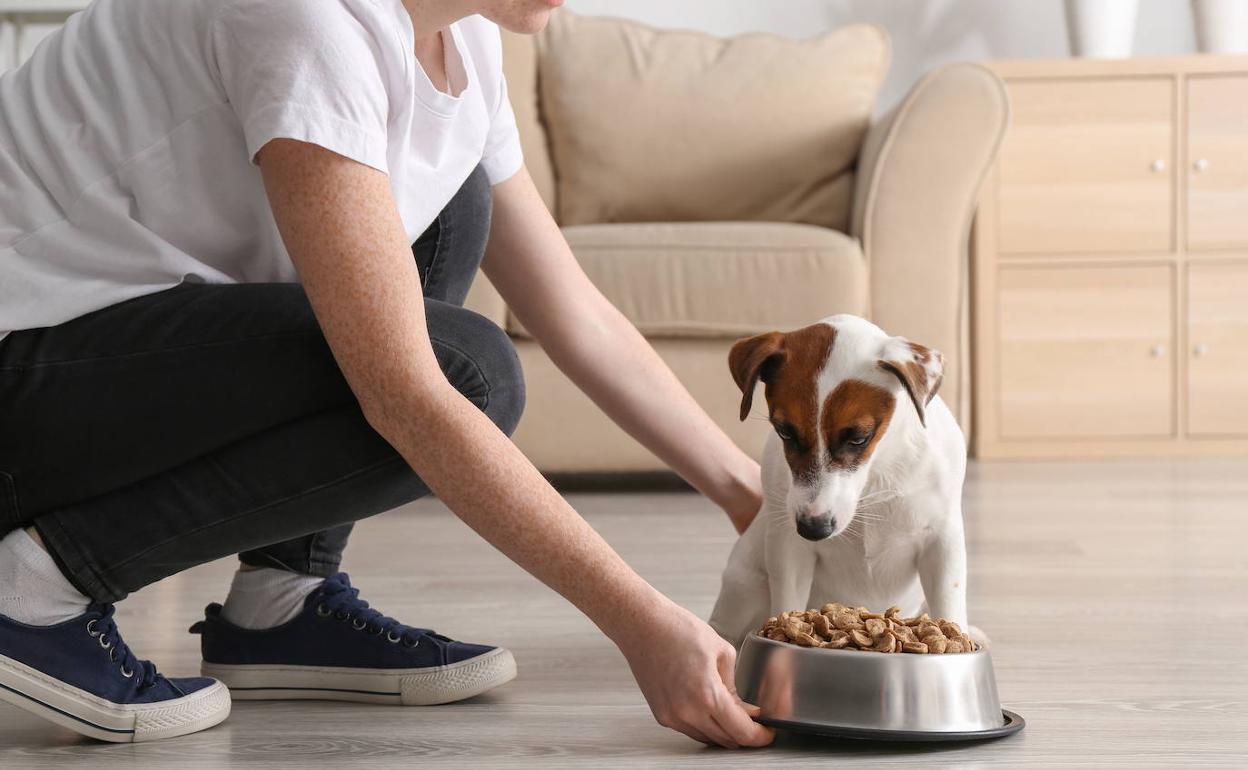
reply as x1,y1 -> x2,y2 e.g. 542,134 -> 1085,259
1187,262 -> 1248,436
974,55 -> 1248,458
998,78 -> 1174,254
1187,76 -> 1248,250
997,264 -> 1173,439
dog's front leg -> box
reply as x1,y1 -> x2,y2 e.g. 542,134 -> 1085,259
916,512 -> 969,630
709,512 -> 773,647
764,526 -> 817,617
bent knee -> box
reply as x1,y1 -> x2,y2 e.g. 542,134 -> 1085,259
479,321 -> 525,436
430,308 -> 525,436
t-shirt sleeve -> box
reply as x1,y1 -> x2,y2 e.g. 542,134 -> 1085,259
211,0 -> 391,173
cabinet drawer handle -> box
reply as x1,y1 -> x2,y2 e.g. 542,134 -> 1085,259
1193,158 -> 1210,173
1193,343 -> 1208,357
1150,345 -> 1166,358
1150,159 -> 1167,173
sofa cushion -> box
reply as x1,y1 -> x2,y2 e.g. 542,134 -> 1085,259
505,222 -> 868,340
536,11 -> 888,230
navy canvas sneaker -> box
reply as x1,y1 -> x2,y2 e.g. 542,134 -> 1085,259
191,573 -> 516,705
0,604 -> 230,742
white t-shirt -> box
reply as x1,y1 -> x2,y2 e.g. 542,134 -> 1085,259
0,0 -> 523,339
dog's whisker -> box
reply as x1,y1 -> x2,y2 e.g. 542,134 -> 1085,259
859,487 -> 901,499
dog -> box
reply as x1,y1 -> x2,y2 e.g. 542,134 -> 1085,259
709,315 -> 974,648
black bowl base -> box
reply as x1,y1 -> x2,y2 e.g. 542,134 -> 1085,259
759,709 -> 1025,743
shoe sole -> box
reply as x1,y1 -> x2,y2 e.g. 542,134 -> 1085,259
0,653 -> 231,743
202,646 -> 516,705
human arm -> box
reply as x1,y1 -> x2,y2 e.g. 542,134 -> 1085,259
481,168 -> 763,533
256,140 -> 771,747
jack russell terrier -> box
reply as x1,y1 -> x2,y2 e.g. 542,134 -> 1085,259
710,315 -> 975,648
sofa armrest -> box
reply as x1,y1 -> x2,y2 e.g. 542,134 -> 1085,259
850,63 -> 1008,432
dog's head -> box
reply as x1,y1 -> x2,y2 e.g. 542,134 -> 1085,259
729,315 -> 944,541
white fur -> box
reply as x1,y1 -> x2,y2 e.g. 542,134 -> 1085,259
709,315 -> 971,647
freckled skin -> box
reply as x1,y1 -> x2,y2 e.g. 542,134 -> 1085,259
253,2 -> 770,749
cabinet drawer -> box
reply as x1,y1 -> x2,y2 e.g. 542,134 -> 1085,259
1187,76 -> 1248,250
1187,261 -> 1248,436
997,264 -> 1174,439
997,78 -> 1174,254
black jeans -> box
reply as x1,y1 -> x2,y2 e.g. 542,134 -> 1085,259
0,166 -> 524,603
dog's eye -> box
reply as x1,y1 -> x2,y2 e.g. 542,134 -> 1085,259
774,424 -> 796,443
841,428 -> 874,448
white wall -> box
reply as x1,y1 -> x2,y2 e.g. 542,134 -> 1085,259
567,0 -> 1198,111
1,12 -> 72,71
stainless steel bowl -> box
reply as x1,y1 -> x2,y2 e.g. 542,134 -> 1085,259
736,633 -> 1024,741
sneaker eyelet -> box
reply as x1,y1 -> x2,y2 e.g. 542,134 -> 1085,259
386,631 -> 402,644
85,619 -> 99,637
402,637 -> 419,648
99,635 -> 112,650
120,666 -> 134,678
351,618 -> 367,631
315,604 -> 332,618
109,647 -> 118,662
334,610 -> 349,621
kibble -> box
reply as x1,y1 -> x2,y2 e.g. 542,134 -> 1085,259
759,603 -> 978,654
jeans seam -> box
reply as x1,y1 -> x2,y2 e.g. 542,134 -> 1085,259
0,470 -> 19,527
33,514 -> 118,601
306,529 -> 344,574
305,554 -> 342,573
109,453 -> 408,573
0,328 -> 325,371
423,209 -> 448,299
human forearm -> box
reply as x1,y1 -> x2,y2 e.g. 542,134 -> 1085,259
544,301 -> 761,528
483,170 -> 761,530
259,144 -> 769,747
373,381 -> 669,641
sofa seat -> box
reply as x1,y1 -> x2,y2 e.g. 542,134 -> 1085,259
505,222 -> 869,340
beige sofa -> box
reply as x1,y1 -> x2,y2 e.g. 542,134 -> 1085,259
465,15 -> 1009,473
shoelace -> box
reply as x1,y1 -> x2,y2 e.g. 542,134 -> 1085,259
85,604 -> 161,691
314,574 -> 446,646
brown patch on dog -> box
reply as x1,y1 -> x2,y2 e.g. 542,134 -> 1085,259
878,341 -> 944,426
728,324 -> 836,481
820,379 -> 896,470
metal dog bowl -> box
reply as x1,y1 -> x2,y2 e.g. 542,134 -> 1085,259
736,633 -> 1025,742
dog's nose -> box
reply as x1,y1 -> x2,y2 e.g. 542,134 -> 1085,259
796,516 -> 836,542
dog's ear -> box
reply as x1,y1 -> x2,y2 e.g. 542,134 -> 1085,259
878,338 -> 944,427
728,331 -> 786,422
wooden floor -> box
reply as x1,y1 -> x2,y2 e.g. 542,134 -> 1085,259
2,459 -> 1246,768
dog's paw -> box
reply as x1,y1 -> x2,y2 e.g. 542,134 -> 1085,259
969,625 -> 991,649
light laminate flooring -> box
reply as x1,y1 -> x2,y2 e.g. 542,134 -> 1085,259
1,459 -> 1246,768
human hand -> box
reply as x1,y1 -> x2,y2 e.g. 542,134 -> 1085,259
614,598 -> 774,748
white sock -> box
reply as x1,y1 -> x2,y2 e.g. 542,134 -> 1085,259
0,528 -> 92,625
219,567 -> 324,630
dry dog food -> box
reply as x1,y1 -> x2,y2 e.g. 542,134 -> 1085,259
758,603 -> 978,654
